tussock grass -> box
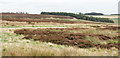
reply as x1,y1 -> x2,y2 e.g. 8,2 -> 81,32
2,42 -> 118,56
0,42 -> 2,57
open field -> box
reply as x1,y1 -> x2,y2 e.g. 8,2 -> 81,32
86,15 -> 118,19
87,15 -> 118,24
1,13 -> 119,56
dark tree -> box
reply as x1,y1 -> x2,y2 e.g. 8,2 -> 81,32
85,12 -> 104,15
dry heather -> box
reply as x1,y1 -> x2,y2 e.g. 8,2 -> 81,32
2,13 -> 74,19
1,28 -> 118,56
14,28 -> 119,49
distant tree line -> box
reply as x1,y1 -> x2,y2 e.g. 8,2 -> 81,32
111,14 -> 120,15
84,12 -> 104,15
2,12 -> 29,14
41,12 -> 114,23
16,12 -> 29,14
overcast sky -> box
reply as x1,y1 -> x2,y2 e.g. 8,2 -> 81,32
0,0 -> 119,14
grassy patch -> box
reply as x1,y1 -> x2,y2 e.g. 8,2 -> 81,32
110,18 -> 118,24
2,25 -> 70,28
2,26 -> 21,28
23,25 -> 69,27
71,29 -> 118,37
106,39 -> 118,44
85,36 -> 102,44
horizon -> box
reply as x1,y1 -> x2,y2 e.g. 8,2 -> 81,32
1,11 -> 118,15
0,0 -> 119,14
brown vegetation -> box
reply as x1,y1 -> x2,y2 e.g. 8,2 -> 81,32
14,28 -> 119,49
2,18 -> 77,24
91,25 -> 120,30
2,13 -> 74,19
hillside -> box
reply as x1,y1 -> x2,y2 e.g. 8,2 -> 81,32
1,13 -> 74,19
1,13 -> 119,56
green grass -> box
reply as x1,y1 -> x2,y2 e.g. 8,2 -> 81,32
45,18 -> 112,24
106,39 -> 118,44
2,26 -> 21,28
71,29 -> 118,37
84,36 -> 102,44
110,18 -> 118,24
24,25 -> 69,27
2,25 -> 69,28
2,24 -> 92,28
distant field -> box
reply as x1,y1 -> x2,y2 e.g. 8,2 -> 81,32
86,15 -> 118,19
110,18 -> 118,24
86,15 -> 118,24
